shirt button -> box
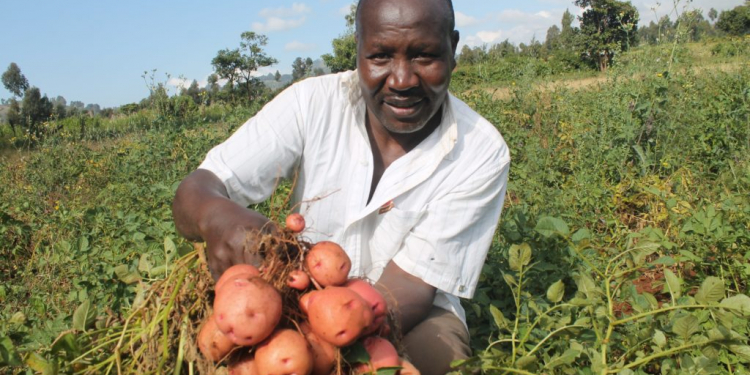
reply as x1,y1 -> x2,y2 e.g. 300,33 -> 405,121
459,285 -> 466,292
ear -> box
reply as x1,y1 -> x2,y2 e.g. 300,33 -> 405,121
450,30 -> 460,68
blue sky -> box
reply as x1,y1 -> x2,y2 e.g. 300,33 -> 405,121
0,0 -> 742,108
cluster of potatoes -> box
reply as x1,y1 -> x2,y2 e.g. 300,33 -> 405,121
196,214 -> 419,375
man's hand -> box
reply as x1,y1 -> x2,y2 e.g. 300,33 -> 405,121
172,169 -> 273,280
374,261 -> 436,335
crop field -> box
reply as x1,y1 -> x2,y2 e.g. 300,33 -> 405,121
1,38 -> 749,374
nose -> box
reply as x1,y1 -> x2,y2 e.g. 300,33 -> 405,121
387,58 -> 418,92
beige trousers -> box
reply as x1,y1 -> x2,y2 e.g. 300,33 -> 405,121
402,306 -> 472,375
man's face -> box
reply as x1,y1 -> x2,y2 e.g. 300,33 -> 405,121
357,0 -> 458,135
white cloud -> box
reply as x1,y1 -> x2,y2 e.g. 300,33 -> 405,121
455,11 -> 480,28
251,66 -> 280,78
252,17 -> 307,32
259,3 -> 311,18
633,0 -> 740,24
285,40 -> 317,51
167,77 -> 208,90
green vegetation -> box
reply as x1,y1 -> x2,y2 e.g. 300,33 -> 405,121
1,2 -> 749,374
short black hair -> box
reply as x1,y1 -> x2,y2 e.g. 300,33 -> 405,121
355,0 -> 455,35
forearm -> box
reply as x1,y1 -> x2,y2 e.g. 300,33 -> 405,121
374,261 -> 436,335
172,169 -> 233,241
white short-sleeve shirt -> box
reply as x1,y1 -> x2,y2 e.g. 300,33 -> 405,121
199,70 -> 511,325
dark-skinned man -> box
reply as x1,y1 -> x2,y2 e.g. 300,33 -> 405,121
172,0 -> 510,373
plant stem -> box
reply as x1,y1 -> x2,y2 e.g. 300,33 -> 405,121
609,341 -> 706,372
613,304 -> 741,325
526,325 -> 587,357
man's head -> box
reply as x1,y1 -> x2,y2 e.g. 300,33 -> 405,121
355,0 -> 459,135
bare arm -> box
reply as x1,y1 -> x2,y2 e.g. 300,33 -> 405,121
375,261 -> 436,335
172,169 -> 271,279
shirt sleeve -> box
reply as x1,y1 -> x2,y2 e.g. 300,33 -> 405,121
392,155 -> 510,299
198,84 -> 305,206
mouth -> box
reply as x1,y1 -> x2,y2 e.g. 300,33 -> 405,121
383,98 -> 424,117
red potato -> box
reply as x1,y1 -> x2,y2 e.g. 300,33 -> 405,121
399,358 -> 420,375
300,322 -> 337,375
303,287 -> 374,347
305,241 -> 351,287
344,279 -> 387,335
254,329 -> 314,375
285,213 -> 306,233
215,264 -> 261,294
229,353 -> 259,375
214,277 -> 282,346
353,337 -> 401,375
287,269 -> 311,290
197,314 -> 235,362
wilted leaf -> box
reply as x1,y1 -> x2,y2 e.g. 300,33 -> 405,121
8,312 -> 25,325
695,277 -> 724,304
547,280 -> 565,303
663,269 -> 681,299
72,300 -> 96,332
490,305 -> 510,331
503,273 -> 517,287
653,330 -> 667,348
25,352 -> 57,374
509,243 -> 532,271
720,294 -> 750,316
138,253 -> 152,273
672,315 -> 700,340
114,264 -> 141,284
515,355 -> 536,369
727,344 -> 750,363
535,217 -> 570,238
342,341 -> 370,364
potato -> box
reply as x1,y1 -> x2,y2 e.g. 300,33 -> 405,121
344,279 -> 387,335
353,337 -> 400,375
303,287 -> 373,347
214,276 -> 282,346
215,264 -> 261,294
399,358 -> 420,375
196,314 -> 235,362
300,322 -> 337,375
254,329 -> 314,375
285,213 -> 306,233
305,241 -> 351,287
287,269 -> 311,291
228,353 -> 259,375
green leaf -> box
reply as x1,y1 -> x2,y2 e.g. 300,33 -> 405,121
515,355 -> 536,369
695,277 -> 724,304
164,236 -> 177,260
376,367 -> 401,375
672,315 -> 700,340
25,352 -> 58,375
678,250 -> 702,262
114,264 -> 141,284
535,216 -> 570,238
0,336 -> 23,366
545,349 -> 580,369
653,329 -> 667,348
575,273 -> 602,299
342,341 -> 370,364
663,269 -> 681,299
51,332 -> 81,358
502,273 -> 516,287
571,228 -> 591,243
8,311 -> 25,325
509,243 -> 532,271
72,300 -> 96,332
546,280 -> 565,303
720,294 -> 750,316
489,305 -> 510,331
727,345 -> 750,363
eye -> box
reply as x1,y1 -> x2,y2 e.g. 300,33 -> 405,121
367,53 -> 390,62
415,53 -> 438,62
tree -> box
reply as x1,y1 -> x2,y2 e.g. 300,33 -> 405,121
545,24 -> 562,51
21,87 -> 53,137
274,70 -> 281,82
181,79 -> 201,104
716,3 -> 750,36
575,0 -> 639,71
212,31 -> 278,103
2,63 -> 30,98
708,8 -> 718,23
322,4 -> 357,73
292,57 -> 314,82
6,98 -> 22,135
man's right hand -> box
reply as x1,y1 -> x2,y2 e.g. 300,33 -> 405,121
172,169 -> 272,280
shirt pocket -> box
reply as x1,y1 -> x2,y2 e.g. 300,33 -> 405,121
365,208 -> 424,278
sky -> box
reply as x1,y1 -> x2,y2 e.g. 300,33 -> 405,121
0,0 -> 743,108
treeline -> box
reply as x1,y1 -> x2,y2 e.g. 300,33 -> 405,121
456,1 -> 750,72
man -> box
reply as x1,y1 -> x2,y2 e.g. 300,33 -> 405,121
172,0 -> 510,373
